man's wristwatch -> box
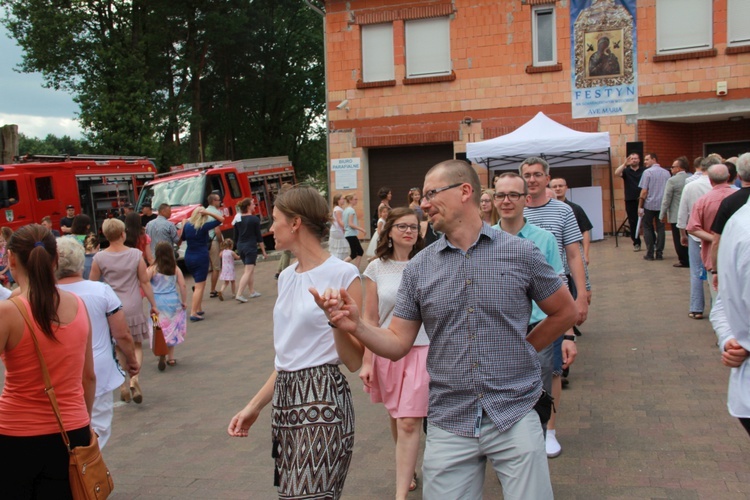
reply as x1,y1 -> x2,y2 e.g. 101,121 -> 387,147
563,335 -> 576,341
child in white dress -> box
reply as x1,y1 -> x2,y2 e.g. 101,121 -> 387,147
218,239 -> 240,300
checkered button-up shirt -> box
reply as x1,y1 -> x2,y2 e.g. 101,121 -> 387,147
394,224 -> 563,437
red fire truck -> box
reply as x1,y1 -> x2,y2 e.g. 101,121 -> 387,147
135,156 -> 296,249
0,156 -> 156,234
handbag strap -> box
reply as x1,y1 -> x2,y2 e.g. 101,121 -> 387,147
10,297 -> 73,451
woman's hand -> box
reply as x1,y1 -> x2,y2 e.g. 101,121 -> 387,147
359,360 -> 373,388
309,287 -> 361,334
227,405 -> 260,437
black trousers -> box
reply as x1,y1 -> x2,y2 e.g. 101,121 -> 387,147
625,199 -> 641,246
0,425 -> 90,499
671,224 -> 689,266
740,418 -> 750,438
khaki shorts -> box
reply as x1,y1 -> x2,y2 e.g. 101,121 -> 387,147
209,239 -> 222,271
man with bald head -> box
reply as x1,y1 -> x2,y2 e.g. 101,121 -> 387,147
315,159 -> 577,498
686,163 -> 735,303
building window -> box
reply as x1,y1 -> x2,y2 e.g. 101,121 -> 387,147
532,6 -> 556,66
728,0 -> 750,47
405,17 -> 451,78
656,0 -> 712,54
361,23 -> 394,83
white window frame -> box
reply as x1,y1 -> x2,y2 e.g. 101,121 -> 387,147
361,23 -> 395,83
532,5 -> 557,66
727,0 -> 750,47
405,17 -> 451,78
656,0 -> 712,54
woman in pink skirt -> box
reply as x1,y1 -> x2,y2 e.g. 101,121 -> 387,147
360,207 -> 429,498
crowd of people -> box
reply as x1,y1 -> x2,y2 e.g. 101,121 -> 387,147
616,150 -> 750,438
1,150 -> 748,499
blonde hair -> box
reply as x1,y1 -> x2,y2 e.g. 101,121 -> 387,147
188,207 -> 209,230
221,238 -> 234,251
102,218 -> 125,242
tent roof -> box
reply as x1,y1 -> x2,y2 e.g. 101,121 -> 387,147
466,112 -> 611,170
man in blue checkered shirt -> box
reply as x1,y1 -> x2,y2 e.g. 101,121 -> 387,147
314,160 -> 578,499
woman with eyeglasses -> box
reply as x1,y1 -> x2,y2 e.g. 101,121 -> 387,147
407,187 -> 425,221
359,207 -> 428,498
480,189 -> 499,225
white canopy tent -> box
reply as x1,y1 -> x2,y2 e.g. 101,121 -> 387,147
466,112 -> 616,243
466,112 -> 611,170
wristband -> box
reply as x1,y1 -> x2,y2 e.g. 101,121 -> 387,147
328,321 -> 337,329
563,335 -> 576,341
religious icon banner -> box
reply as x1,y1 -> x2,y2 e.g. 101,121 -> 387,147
570,0 -> 638,118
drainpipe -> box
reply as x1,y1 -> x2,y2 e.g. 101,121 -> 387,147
304,0 -> 330,196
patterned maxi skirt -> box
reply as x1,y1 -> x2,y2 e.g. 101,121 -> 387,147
272,364 -> 355,500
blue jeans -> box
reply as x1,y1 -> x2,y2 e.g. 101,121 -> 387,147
688,238 -> 705,313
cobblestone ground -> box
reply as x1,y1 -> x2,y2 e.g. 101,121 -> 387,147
3,236 -> 750,499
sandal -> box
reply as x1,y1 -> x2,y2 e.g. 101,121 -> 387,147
158,355 -> 166,372
209,291 -> 219,298
688,312 -> 704,320
409,473 -> 418,492
167,359 -> 177,367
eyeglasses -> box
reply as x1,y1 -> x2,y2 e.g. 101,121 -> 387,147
394,223 -> 419,233
422,183 -> 462,203
522,172 -> 547,180
493,192 -> 524,201
480,198 -> 493,203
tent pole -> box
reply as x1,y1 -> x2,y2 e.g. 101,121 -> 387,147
608,148 -> 618,247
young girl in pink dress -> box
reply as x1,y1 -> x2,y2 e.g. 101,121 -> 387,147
218,238 -> 240,300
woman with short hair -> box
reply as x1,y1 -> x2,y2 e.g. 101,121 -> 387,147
90,218 -> 158,404
56,236 -> 139,447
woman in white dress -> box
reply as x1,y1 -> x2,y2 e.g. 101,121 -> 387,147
329,193 -> 351,261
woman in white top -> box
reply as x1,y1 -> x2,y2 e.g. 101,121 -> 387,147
228,186 -> 364,499
342,194 -> 366,268
328,193 -> 351,261
55,237 -> 140,448
360,207 -> 429,499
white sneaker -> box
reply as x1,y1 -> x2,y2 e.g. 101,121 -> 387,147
546,429 -> 562,458
236,295 -> 248,303
249,292 -> 261,299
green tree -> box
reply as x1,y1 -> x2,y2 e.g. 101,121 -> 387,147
2,0 -> 326,176
17,133 -> 87,157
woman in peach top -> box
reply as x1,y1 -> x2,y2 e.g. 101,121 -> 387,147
0,224 -> 95,497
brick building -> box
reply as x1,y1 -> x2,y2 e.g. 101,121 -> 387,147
322,0 -> 750,235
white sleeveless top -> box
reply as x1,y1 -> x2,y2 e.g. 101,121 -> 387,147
274,256 -> 360,371
363,258 -> 429,346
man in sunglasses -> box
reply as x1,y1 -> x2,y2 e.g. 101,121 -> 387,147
313,159 -> 577,499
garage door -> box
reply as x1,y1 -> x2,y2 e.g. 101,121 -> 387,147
367,144 -> 454,230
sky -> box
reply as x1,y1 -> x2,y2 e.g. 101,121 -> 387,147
0,26 -> 83,139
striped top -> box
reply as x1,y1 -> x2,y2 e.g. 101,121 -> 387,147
524,199 -> 582,275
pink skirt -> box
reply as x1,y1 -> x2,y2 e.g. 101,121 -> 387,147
364,345 -> 429,418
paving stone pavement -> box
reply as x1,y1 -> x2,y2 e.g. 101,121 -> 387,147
4,236 -> 750,499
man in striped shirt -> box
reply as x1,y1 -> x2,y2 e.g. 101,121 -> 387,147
517,157 -> 588,459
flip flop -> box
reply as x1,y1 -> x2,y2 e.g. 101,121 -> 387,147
688,312 -> 704,320
189,315 -> 204,322
167,359 -> 177,367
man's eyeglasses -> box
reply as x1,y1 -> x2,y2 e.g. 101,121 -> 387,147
493,192 -> 524,201
422,183 -> 462,203
393,223 -> 419,233
522,172 -> 547,180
